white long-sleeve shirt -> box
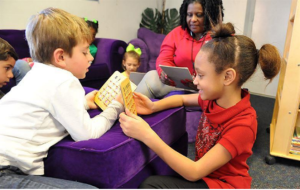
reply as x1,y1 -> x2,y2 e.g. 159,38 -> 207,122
0,63 -> 124,175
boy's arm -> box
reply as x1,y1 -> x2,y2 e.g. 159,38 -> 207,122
90,100 -> 124,136
51,79 -> 123,142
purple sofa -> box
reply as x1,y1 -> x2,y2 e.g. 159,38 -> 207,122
129,27 -> 202,143
44,88 -> 187,188
0,29 -> 127,92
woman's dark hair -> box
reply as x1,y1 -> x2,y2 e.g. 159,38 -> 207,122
179,0 -> 224,33
85,18 -> 99,33
0,38 -> 18,61
201,22 -> 281,86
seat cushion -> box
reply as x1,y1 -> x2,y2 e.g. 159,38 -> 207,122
44,106 -> 186,188
79,63 -> 110,89
165,90 -> 202,143
138,28 -> 165,70
0,30 -> 30,59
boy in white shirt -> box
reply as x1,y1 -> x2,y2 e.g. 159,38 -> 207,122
0,7 -> 123,188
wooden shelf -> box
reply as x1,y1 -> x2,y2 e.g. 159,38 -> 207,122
290,13 -> 295,22
269,0 -> 300,163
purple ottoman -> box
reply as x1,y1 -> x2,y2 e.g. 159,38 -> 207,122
165,90 -> 202,143
44,88 -> 187,188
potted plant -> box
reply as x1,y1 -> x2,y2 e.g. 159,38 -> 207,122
140,0 -> 180,35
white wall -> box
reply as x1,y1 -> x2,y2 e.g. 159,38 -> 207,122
243,0 -> 291,97
0,0 -> 160,43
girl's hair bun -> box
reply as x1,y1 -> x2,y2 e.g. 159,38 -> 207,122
210,22 -> 235,39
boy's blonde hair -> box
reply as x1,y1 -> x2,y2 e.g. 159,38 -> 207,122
26,7 -> 92,64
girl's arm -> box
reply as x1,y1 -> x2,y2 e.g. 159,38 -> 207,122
119,110 -> 231,181
134,92 -> 199,115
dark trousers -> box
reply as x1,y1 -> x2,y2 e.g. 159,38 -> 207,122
139,175 -> 209,189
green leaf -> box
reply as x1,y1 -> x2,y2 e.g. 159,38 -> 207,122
140,8 -> 162,33
162,8 -> 180,34
140,7 -> 179,34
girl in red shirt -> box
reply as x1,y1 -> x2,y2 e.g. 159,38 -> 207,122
119,22 -> 281,189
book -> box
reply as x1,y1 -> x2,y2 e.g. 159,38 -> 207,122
94,71 -> 136,111
120,78 -> 137,115
159,65 -> 195,90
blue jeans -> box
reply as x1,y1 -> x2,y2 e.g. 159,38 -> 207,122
12,60 -> 31,85
0,166 -> 97,189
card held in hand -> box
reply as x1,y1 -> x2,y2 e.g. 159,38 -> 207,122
120,78 -> 137,115
94,71 -> 136,111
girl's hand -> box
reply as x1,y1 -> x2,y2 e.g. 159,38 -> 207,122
119,109 -> 153,141
133,92 -> 154,115
180,79 -> 198,91
85,90 -> 98,109
159,71 -> 175,86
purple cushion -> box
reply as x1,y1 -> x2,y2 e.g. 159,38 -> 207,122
93,38 -> 127,74
164,90 -> 202,142
79,63 -> 110,90
0,30 -> 30,59
44,96 -> 187,188
137,28 -> 166,71
137,28 -> 165,59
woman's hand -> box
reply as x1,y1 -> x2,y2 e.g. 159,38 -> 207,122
159,71 -> 176,86
85,90 -> 98,109
180,79 -> 198,91
119,109 -> 154,141
133,92 -> 154,115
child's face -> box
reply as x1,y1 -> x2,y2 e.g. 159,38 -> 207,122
123,57 -> 140,74
0,57 -> 15,88
193,51 -> 225,101
89,27 -> 96,43
63,41 -> 94,79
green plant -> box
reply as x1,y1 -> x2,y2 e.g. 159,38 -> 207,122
140,7 -> 180,35
140,8 -> 162,34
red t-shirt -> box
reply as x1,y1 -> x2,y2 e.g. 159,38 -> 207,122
156,26 -> 212,77
196,89 -> 257,189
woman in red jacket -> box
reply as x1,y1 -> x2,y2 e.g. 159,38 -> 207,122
135,0 -> 224,98
119,23 -> 281,188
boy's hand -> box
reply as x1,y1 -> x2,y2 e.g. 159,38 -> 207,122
119,109 -> 153,141
85,90 -> 98,109
159,71 -> 175,86
133,92 -> 154,115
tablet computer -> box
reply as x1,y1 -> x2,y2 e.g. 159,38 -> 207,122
129,72 -> 146,85
159,65 -> 194,90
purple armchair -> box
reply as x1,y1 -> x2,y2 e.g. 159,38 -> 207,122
129,27 -> 202,143
0,30 -> 127,91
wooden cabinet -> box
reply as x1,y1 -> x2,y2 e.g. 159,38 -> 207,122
267,0 -> 300,164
